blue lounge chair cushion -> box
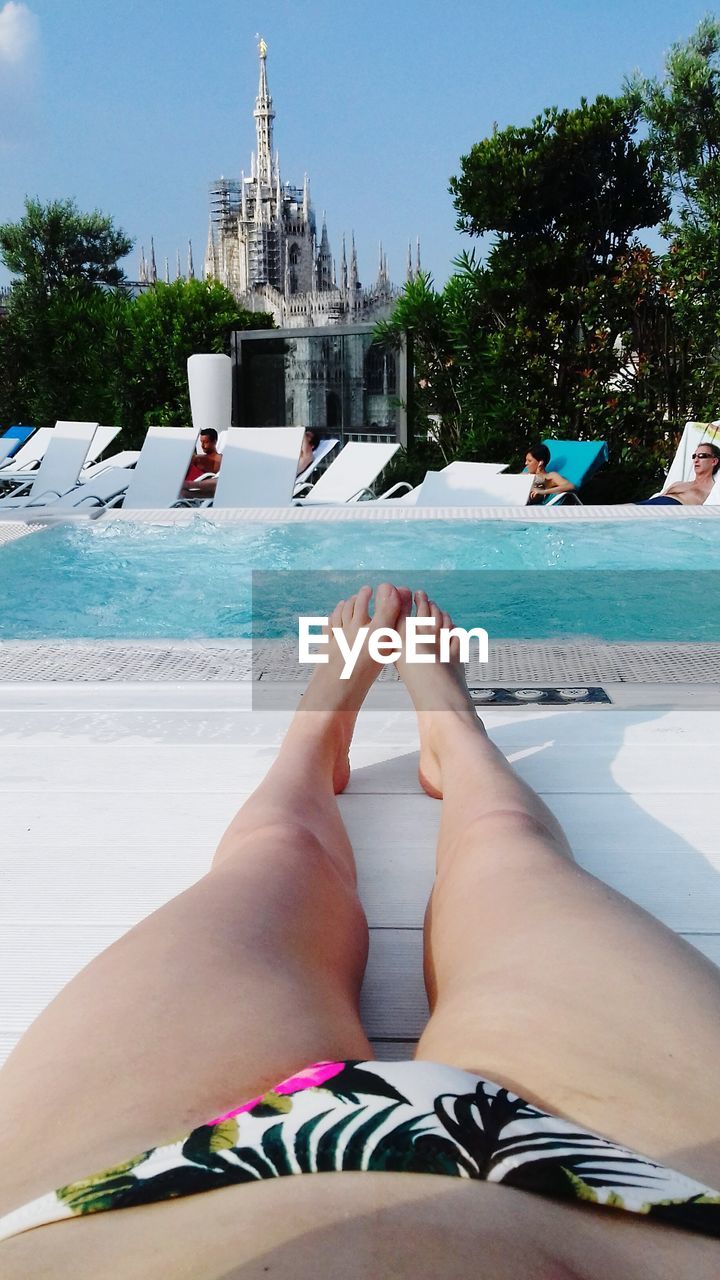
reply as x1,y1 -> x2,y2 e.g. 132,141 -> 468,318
541,439 -> 608,491
1,426 -> 35,457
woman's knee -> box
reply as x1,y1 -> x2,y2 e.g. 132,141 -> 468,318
208,822 -> 368,962
214,816 -> 353,881
438,808 -> 572,881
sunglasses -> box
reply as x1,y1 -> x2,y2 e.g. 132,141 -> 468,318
692,452 -> 714,460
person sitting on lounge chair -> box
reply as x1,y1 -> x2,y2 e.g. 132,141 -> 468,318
525,443 -> 575,501
297,429 -> 322,476
180,428 -> 222,499
637,443 -> 720,505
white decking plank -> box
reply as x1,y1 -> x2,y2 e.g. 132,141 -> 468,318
3,787 -> 720,935
2,726 -> 720,794
2,705 -> 720,794
3,778 -> 720,845
2,696 -> 720,743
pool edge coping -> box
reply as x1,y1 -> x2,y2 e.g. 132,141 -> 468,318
1,503 -> 720,529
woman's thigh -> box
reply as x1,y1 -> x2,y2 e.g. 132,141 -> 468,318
0,823 -> 371,1215
415,813 -> 720,1187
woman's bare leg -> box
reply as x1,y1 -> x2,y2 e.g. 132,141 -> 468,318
0,585 -> 406,1216
399,591 -> 720,1186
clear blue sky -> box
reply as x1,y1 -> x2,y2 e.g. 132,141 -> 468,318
0,0 -> 714,291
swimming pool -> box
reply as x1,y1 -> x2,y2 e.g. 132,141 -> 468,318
1,517 -> 720,641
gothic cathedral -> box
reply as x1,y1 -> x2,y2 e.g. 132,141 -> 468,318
203,39 -> 404,327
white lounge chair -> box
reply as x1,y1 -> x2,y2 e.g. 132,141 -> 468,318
10,466 -> 135,519
0,424 -> 119,489
365,459 -> 509,506
413,465 -> 534,507
0,422 -> 101,512
0,439 -> 17,467
0,427 -> 54,478
103,427 -> 197,509
210,427 -> 306,508
294,441 -> 400,504
80,451 -> 140,481
83,425 -> 119,466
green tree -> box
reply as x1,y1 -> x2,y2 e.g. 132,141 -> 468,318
376,261 -> 504,471
0,197 -> 133,296
446,94 -> 676,490
632,17 -> 720,419
0,197 -> 133,429
0,282 -> 129,427
451,96 -> 665,268
119,278 -> 273,443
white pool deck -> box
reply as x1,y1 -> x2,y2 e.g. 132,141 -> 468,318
3,678 -> 720,1067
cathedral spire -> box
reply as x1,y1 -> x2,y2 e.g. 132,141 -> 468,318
416,237 -> 421,275
349,232 -> 358,297
406,241 -> 413,282
187,239 -> 195,280
176,248 -> 182,280
139,245 -> 147,284
149,237 -> 157,285
253,36 -> 275,187
316,213 -> 332,291
341,235 -> 348,291
204,218 -> 214,280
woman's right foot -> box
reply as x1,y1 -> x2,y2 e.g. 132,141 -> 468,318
395,590 -> 484,798
286,582 -> 409,793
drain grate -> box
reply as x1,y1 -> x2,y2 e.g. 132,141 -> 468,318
469,686 -> 611,706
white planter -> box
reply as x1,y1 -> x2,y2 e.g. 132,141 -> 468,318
187,353 -> 232,436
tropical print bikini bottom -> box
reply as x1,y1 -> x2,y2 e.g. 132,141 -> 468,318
1,1059 -> 718,1243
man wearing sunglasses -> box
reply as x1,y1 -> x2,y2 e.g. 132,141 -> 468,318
639,442 -> 720,505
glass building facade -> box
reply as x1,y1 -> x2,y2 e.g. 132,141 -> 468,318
229,323 -> 409,444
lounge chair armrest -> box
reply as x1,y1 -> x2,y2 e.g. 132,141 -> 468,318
71,492 -> 109,508
24,488 -> 63,507
377,481 -> 413,500
346,486 -> 378,502
543,491 -> 583,506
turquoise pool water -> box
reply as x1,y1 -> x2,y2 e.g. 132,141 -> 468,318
1,517 -> 720,641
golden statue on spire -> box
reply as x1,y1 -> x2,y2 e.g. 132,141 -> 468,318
257,35 -> 267,58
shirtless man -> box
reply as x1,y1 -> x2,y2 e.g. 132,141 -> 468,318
640,442 -> 720,505
525,444 -> 575,501
181,429 -> 222,499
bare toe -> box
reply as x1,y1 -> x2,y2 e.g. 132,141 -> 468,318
341,595 -> 357,628
414,589 -> 431,617
354,585 -> 373,624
